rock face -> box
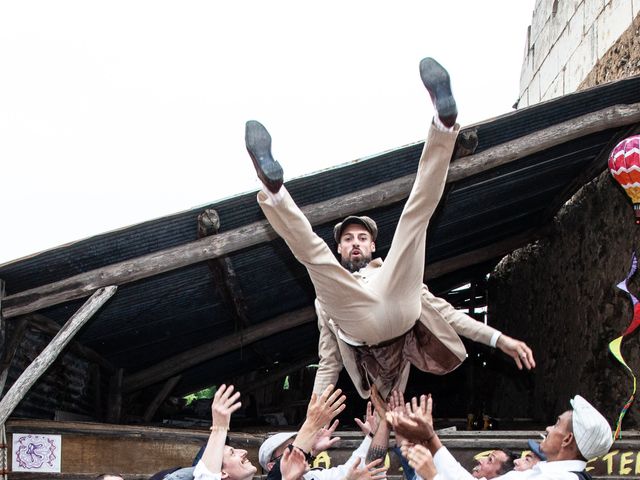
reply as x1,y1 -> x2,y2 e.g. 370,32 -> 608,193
580,15 -> 640,89
489,170 -> 640,426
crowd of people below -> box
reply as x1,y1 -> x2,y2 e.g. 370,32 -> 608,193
99,383 -> 612,480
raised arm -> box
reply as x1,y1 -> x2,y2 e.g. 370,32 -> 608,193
421,286 -> 535,370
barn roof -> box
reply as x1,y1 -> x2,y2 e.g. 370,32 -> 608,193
2,75 -> 640,401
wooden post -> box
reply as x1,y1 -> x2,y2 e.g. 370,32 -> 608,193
0,286 -> 116,426
0,318 -> 27,397
0,280 -> 4,373
143,375 -> 181,423
107,368 -> 123,424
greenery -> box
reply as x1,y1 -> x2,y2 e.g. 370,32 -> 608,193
184,385 -> 217,406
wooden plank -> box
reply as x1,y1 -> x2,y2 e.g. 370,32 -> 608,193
122,306 -> 316,393
143,375 -> 181,423
5,103 -> 640,319
28,313 -> 116,374
0,286 -> 116,426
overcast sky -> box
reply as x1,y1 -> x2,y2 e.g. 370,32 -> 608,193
0,1 -> 536,265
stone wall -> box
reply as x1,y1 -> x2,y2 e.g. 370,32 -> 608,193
488,170 -> 640,426
518,0 -> 639,108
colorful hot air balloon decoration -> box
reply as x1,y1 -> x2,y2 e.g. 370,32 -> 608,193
609,135 -> 640,224
608,135 -> 640,439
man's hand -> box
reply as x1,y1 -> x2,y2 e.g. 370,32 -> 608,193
408,394 -> 433,428
312,419 -> 340,456
387,390 -> 407,443
306,384 -> 346,429
280,447 -> 308,480
401,443 -> 437,480
369,385 -> 388,418
211,384 -> 241,428
345,458 -> 387,480
354,401 -> 378,436
496,334 -> 536,370
386,410 -> 434,444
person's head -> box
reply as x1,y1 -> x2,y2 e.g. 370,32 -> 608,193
540,395 -> 613,462
333,216 -> 378,273
472,449 -> 514,479
221,445 -> 257,480
258,431 -> 297,472
513,451 -> 542,471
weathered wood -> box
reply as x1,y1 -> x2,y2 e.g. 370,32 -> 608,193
28,313 -> 116,374
0,280 -> 5,378
5,103 -> 640,319
123,306 -> 316,393
143,375 -> 181,423
90,363 -> 102,421
106,368 -> 123,424
0,286 -> 116,426
198,209 -> 270,364
0,317 -> 27,397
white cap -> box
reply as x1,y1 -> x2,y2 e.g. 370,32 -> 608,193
258,432 -> 297,470
570,395 -> 613,459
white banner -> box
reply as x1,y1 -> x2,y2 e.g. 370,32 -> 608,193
12,433 -> 62,473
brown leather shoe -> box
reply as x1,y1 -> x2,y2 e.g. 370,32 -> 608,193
245,120 -> 284,193
419,57 -> 457,128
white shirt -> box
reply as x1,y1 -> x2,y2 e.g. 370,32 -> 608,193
432,446 -> 586,480
304,436 -> 372,480
191,436 -> 372,480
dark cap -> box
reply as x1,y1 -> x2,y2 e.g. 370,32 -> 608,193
333,216 -> 378,243
527,439 -> 547,461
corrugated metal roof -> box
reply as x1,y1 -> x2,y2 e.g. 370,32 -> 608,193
2,75 -> 640,401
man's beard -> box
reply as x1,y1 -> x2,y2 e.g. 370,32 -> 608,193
341,255 -> 371,273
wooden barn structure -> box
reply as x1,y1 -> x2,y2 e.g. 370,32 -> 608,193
1,75 -> 640,478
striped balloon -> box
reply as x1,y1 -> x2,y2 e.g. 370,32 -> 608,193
609,135 -> 640,223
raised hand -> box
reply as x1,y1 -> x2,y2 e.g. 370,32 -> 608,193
370,385 -> 388,418
386,410 -> 434,444
211,384 -> 241,429
306,384 -> 346,429
401,442 -> 437,480
312,419 -> 341,455
496,334 -> 536,370
355,401 -> 379,436
387,390 -> 407,443
345,458 -> 387,480
280,446 -> 308,480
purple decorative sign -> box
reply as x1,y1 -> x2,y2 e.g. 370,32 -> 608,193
12,433 -> 61,473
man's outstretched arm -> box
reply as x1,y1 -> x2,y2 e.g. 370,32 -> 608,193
421,286 -> 535,370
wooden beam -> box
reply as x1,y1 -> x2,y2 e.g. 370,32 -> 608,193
198,209 -> 270,364
540,124 -> 640,226
28,313 -> 116,374
143,375 -> 182,423
4,102 -> 640,320
0,318 -> 27,397
122,306 -> 316,393
424,230 -> 540,281
0,286 -> 116,426
106,368 -> 123,424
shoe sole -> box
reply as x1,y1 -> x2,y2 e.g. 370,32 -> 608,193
419,57 -> 457,127
245,120 -> 283,192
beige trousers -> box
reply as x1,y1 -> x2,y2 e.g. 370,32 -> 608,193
257,123 -> 458,344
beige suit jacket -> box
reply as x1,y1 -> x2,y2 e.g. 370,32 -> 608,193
313,259 -> 500,399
